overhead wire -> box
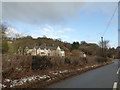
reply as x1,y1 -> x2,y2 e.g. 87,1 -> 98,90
102,3 -> 118,37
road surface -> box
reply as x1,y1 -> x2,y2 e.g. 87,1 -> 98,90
48,61 -> 118,88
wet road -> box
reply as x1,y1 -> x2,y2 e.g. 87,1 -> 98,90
48,61 -> 118,88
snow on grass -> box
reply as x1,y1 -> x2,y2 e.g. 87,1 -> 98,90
52,72 -> 59,75
50,70 -> 69,75
3,64 -> 101,88
59,70 -> 68,74
4,75 -> 51,88
0,83 -> 7,88
77,64 -> 100,71
84,64 -> 100,69
77,68 -> 83,71
4,79 -> 11,83
3,69 -> 70,88
3,70 -> 70,88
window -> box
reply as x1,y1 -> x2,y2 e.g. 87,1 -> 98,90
41,52 -> 45,54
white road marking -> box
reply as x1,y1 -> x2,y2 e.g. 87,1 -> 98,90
113,82 -> 117,90
117,68 -> 120,74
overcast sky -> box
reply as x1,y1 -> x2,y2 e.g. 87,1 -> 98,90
2,2 -> 118,47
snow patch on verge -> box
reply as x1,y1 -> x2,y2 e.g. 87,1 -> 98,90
3,64 -> 101,88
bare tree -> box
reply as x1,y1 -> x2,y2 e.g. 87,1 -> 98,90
99,40 -> 109,49
99,40 -> 109,57
15,33 -> 21,39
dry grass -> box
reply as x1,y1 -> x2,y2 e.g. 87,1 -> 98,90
2,54 -> 112,88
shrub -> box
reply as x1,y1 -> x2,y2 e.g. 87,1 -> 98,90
2,68 -> 14,78
64,57 -> 71,64
2,54 -> 32,72
32,56 -> 53,70
81,57 -> 88,63
95,57 -> 108,63
72,60 -> 79,65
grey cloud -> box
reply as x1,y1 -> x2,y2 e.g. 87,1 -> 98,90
2,2 -> 117,26
86,2 -> 118,15
2,2 -> 85,25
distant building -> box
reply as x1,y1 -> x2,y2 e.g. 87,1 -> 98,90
83,53 -> 86,58
117,46 -> 120,51
7,40 -> 13,44
19,46 -> 65,57
80,51 -> 86,58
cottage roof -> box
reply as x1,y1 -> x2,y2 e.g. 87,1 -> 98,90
34,46 -> 58,50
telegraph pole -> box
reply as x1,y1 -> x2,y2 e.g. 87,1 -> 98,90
118,1 -> 120,89
101,37 -> 104,57
101,37 -> 103,48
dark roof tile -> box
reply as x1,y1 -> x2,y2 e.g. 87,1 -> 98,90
34,46 -> 58,50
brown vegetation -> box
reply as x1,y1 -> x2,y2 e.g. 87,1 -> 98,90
2,54 -> 111,79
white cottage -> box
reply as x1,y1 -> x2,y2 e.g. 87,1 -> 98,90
24,46 -> 65,57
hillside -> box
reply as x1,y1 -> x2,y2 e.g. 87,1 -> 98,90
8,36 -> 71,54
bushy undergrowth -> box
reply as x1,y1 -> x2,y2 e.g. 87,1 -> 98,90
32,56 -> 53,70
2,54 -> 32,78
64,57 -> 71,64
2,54 -> 110,79
95,57 -> 108,63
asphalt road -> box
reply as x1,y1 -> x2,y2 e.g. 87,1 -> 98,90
48,61 -> 118,88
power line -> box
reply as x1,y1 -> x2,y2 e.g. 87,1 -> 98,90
102,4 -> 118,37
